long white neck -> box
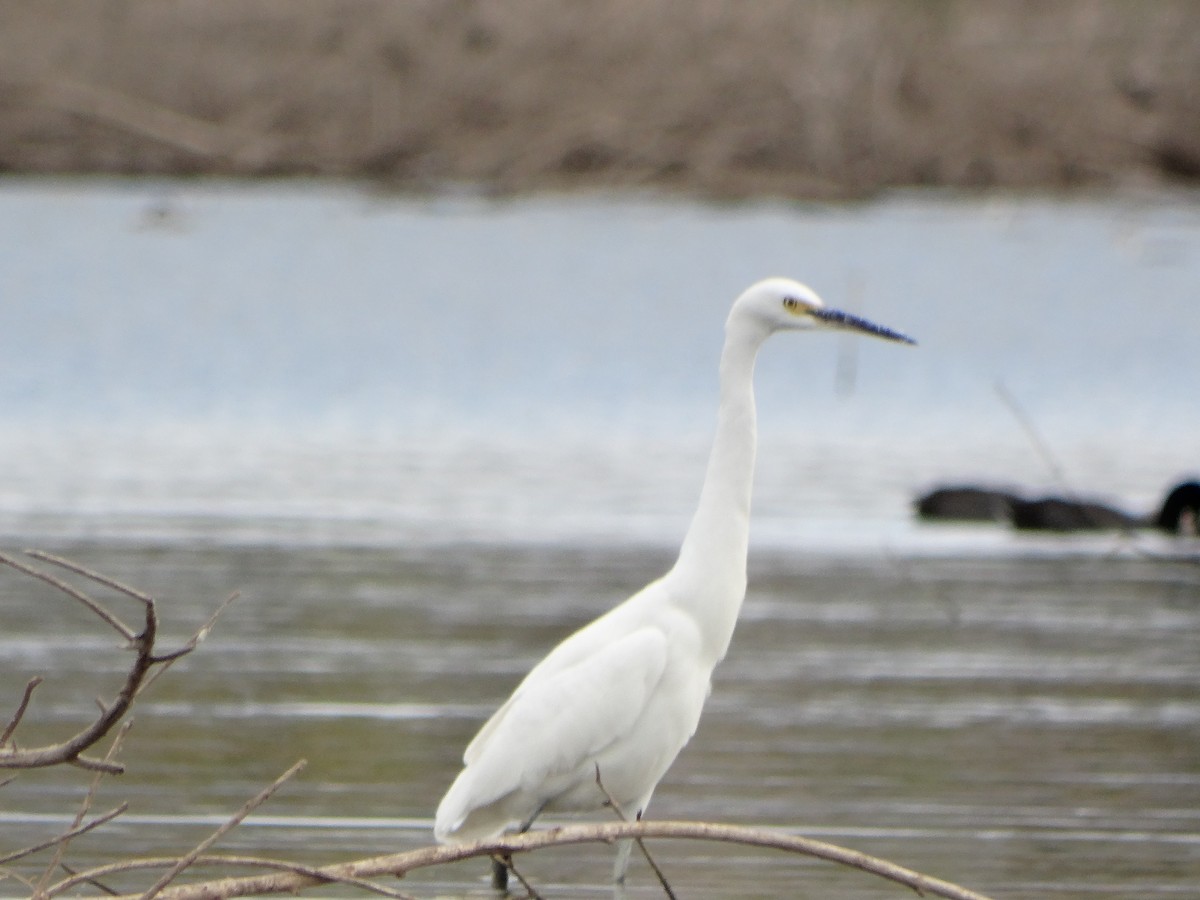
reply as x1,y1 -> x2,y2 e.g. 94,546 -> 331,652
670,315 -> 767,663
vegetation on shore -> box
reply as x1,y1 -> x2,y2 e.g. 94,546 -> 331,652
2,0 -> 1200,199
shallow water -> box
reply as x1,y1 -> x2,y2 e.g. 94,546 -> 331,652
2,539 -> 1198,898
1,181 -> 1199,898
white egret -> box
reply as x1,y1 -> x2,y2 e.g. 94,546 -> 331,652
434,277 -> 914,881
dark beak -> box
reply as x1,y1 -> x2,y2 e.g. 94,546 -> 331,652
813,307 -> 917,345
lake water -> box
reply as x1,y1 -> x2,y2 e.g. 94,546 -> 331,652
0,180 -> 1198,899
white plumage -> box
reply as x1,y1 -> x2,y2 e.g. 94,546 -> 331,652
434,277 -> 914,876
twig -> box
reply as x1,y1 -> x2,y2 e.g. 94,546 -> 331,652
0,553 -> 234,772
594,764 -> 676,900
56,864 -> 120,897
100,820 -> 997,900
49,856 -> 419,900
492,854 -> 543,900
0,552 -> 155,772
0,552 -> 135,641
0,804 -> 128,867
138,760 -> 308,900
994,382 -> 1149,539
994,381 -> 1074,495
139,591 -> 239,696
35,723 -> 134,897
26,551 -> 156,606
1,676 -> 43,746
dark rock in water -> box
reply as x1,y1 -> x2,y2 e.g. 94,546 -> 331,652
916,478 -> 1200,535
1010,496 -> 1139,531
915,486 -> 1019,522
1154,481 -> 1200,535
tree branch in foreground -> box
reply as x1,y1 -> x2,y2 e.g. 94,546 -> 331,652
0,804 -> 128,868
139,760 -> 308,900
81,820 -> 995,900
32,721 -> 135,898
0,550 -> 236,774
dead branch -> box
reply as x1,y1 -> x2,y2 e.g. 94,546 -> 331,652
25,551 -> 157,605
92,820 -> 995,900
2,552 -> 137,642
138,760 -> 308,900
42,761 -> 414,900
994,381 -> 1075,497
491,854 -> 542,900
35,722 -> 135,898
0,550 -> 154,774
0,551 -> 236,773
1,677 -> 43,747
137,590 -> 240,698
0,805 -> 128,867
594,764 -> 675,899
49,856 -> 418,900
55,863 -> 121,898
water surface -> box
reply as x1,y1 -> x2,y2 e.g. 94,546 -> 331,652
1,181 -> 1198,898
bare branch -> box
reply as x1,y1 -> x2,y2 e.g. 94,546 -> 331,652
1,677 -> 43,747
138,760 -> 308,900
0,552 -> 134,641
35,723 -> 134,897
139,591 -> 239,695
0,804 -> 128,867
50,856 -> 419,900
0,572 -> 153,772
67,755 -> 126,776
96,820 -> 996,900
26,551 -> 155,607
489,852 -> 543,900
55,863 -> 120,897
0,554 -> 234,773
994,381 -> 1073,497
595,764 -> 675,899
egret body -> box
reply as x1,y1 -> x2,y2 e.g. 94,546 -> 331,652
433,278 -> 914,877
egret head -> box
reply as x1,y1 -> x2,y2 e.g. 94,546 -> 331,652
730,277 -> 916,345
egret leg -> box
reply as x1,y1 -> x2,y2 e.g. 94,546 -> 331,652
490,856 -> 509,891
611,802 -> 648,884
518,802 -> 549,834
611,837 -> 634,884
491,802 -> 549,891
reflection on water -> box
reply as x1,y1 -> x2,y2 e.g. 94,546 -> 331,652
2,540 -> 1198,899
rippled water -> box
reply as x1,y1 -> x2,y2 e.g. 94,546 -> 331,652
1,181 -> 1199,898
3,540 -> 1198,898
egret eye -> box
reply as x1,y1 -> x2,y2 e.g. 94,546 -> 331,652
782,296 -> 802,312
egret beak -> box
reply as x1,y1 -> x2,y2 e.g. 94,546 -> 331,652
813,307 -> 917,345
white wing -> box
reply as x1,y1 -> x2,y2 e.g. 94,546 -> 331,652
440,624 -> 668,829
464,579 -> 666,766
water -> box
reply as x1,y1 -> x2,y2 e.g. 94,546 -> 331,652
1,180 -> 1198,898
1,182 -> 1198,546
